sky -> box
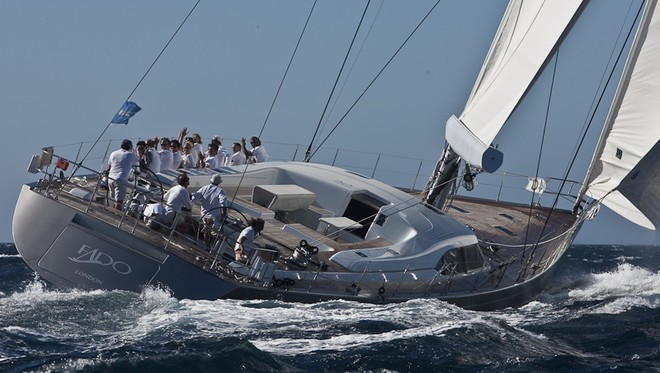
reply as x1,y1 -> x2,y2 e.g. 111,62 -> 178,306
0,0 -> 657,245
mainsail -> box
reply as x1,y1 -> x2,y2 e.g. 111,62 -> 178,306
582,0 -> 660,230
447,0 -> 583,170
423,0 -> 584,206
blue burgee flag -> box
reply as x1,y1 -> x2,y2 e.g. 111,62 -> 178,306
110,101 -> 141,125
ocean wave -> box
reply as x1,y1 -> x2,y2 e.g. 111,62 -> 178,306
568,263 -> 660,299
567,263 -> 660,313
1,245 -> 659,371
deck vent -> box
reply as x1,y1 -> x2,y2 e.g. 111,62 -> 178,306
450,205 -> 469,213
494,225 -> 515,236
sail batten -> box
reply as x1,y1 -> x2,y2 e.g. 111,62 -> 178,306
584,0 -> 660,230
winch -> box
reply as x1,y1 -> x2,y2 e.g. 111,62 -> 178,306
290,240 -> 318,267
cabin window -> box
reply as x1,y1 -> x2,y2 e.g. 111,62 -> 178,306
436,244 -> 486,275
342,193 -> 386,238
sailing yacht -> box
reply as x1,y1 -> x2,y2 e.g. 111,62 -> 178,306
12,0 -> 658,310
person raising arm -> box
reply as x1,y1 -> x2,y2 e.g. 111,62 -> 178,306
241,136 -> 270,163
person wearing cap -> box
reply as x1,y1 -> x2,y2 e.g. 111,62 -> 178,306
192,174 -> 228,221
106,139 -> 139,210
192,174 -> 228,245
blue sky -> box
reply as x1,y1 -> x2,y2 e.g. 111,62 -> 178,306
1,0 -> 657,244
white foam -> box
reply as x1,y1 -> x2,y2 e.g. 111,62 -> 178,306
567,263 -> 660,314
5,260 -> 656,359
254,321 -> 467,355
569,263 -> 660,301
161,298 -> 517,355
3,278 -> 107,305
589,296 -> 658,314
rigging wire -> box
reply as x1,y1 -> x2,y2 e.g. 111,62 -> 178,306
573,1 -> 645,205
225,1 -> 318,214
55,0 -> 202,199
258,0 -> 318,139
567,1 -> 639,188
519,49 -> 559,267
307,0 -> 443,161
74,0 -> 202,171
520,1 -> 646,277
317,0 -> 385,145
304,0 -> 372,162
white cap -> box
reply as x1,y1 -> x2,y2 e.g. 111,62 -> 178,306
210,174 -> 223,185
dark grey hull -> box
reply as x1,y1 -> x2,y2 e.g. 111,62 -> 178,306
13,184 -> 237,299
13,183 -> 581,311
222,227 -> 578,311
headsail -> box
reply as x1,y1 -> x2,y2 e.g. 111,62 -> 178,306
448,0 -> 583,171
582,0 -> 660,230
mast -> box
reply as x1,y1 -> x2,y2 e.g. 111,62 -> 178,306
420,145 -> 460,209
421,0 -> 585,207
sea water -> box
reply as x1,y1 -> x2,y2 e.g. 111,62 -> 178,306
0,242 -> 658,372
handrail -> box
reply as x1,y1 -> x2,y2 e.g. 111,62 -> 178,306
33,139 -> 586,212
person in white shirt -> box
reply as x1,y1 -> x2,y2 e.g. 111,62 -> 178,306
106,139 -> 139,210
177,127 -> 206,167
158,137 -> 173,172
191,133 -> 205,168
193,174 -> 227,220
146,139 -> 161,176
192,174 -> 228,245
203,143 -> 219,169
211,135 -> 229,167
171,140 -> 183,169
234,217 -> 265,262
241,136 -> 270,163
162,173 -> 192,229
228,142 -> 247,166
180,141 -> 196,169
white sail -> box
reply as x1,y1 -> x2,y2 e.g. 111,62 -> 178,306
584,0 -> 660,230
449,0 -> 583,170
